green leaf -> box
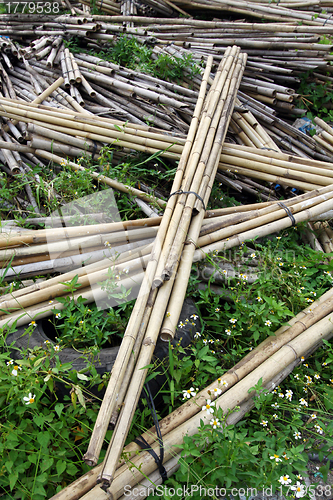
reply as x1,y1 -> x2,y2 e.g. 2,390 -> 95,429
9,471 -> 18,491
56,459 -> 67,476
55,403 -> 64,417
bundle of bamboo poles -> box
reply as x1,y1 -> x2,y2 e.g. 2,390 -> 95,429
81,47 -> 246,486
48,287 -> 333,500
173,0 -> 333,25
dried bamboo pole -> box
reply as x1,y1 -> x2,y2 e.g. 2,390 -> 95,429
0,241 -> 153,303
0,240 -> 155,281
0,251 -> 151,315
0,272 -> 145,331
82,56 -> 214,469
0,217 -> 161,248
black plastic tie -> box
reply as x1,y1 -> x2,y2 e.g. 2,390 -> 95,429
134,384 -> 167,484
168,189 -> 206,211
278,202 -> 296,226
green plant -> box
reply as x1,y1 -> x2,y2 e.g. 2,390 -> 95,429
0,328 -> 109,499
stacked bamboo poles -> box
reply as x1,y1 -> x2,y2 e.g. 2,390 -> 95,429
2,94 -> 333,193
173,0 -> 333,25
48,286 -> 333,500
85,48 -> 246,486
2,184 -> 331,317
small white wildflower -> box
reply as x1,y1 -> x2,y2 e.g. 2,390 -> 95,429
229,318 -> 237,324
225,329 -> 231,335
210,418 -> 221,429
285,389 -> 293,401
260,420 -> 268,427
270,454 -> 282,462
291,482 -> 306,498
202,399 -> 215,415
182,387 -> 197,399
299,398 -> 308,406
265,320 -> 272,326
23,393 -> 36,405
212,387 -> 222,396
11,364 -> 22,376
279,475 -> 292,485
294,431 -> 301,440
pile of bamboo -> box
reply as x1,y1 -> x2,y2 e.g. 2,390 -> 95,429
49,286 -> 333,500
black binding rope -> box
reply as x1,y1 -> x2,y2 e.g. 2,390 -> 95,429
278,202 -> 296,226
261,147 -> 280,153
168,189 -> 206,211
134,384 -> 168,484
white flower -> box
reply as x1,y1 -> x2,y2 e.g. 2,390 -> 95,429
294,431 -> 301,440
212,387 -> 222,396
270,454 -> 282,462
55,313 -> 61,319
54,345 -> 60,352
182,387 -> 197,399
299,398 -> 308,406
297,475 -> 303,481
215,308 -> 220,312
104,241 -> 110,247
256,296 -> 263,302
285,389 -> 293,401
29,321 -> 36,327
220,380 -> 228,387
291,482 -> 306,498
122,268 -> 129,274
314,424 -> 324,435
190,314 -> 198,320
250,253 -> 256,259
260,420 -> 268,427
265,320 -> 272,326
202,399 -> 215,415
294,374 -> 299,379
60,159 -> 66,166
229,318 -> 237,324
279,475 -> 292,485
194,332 -> 201,339
210,418 -> 221,429
23,393 -> 36,405
273,414 -> 279,420
310,413 -> 317,419
278,393 -> 284,398
314,374 -> 320,380
225,329 -> 231,335
271,402 -> 279,408
11,364 -> 22,376
6,360 -> 14,366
